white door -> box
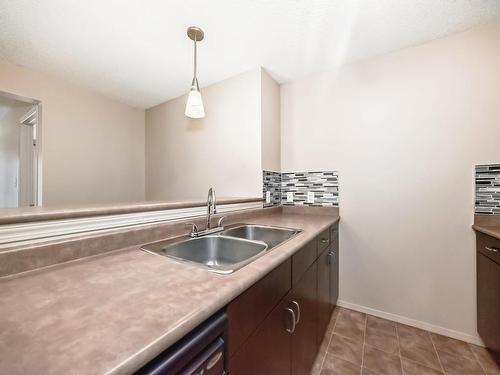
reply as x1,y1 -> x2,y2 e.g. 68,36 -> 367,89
19,106 -> 39,206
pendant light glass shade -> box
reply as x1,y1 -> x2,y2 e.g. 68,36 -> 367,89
185,79 -> 205,118
185,26 -> 205,119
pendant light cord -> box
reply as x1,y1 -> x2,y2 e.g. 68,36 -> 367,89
193,35 -> 197,82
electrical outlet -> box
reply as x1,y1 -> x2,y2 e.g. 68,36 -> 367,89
307,191 -> 315,204
287,192 -> 294,203
265,191 -> 271,204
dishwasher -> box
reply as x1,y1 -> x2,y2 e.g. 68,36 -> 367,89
135,311 -> 227,375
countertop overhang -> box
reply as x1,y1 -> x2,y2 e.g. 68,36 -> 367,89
0,210 -> 339,375
472,224 -> 500,240
0,197 -> 263,225
472,214 -> 500,240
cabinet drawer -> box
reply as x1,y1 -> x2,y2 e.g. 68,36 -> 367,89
227,258 -> 291,358
477,232 -> 500,265
317,229 -> 330,254
292,239 -> 317,285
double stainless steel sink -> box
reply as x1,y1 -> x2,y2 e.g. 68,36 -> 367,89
141,224 -> 301,274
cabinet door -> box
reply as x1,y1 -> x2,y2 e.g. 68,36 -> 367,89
291,262 -> 318,375
317,248 -> 331,344
477,252 -> 500,356
330,225 -> 339,311
229,297 -> 292,375
227,259 -> 291,357
330,248 -> 339,311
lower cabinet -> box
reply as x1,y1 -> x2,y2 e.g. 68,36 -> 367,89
476,232 -> 500,358
228,223 -> 339,375
229,297 -> 292,375
317,248 -> 331,345
290,262 -> 318,375
330,224 -> 339,311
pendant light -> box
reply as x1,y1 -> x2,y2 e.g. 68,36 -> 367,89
185,26 -> 205,119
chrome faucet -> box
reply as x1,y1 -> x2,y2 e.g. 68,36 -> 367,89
187,188 -> 225,237
206,187 -> 217,229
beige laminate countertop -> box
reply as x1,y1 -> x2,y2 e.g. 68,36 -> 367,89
472,224 -> 500,240
0,211 -> 339,375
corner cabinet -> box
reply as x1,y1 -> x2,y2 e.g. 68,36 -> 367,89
476,232 -> 500,360
227,222 -> 339,375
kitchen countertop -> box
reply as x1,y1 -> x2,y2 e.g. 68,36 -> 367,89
472,224 -> 500,240
0,211 -> 339,375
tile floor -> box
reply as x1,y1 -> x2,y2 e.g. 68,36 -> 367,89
311,307 -> 500,375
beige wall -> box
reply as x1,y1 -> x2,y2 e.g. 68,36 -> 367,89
281,24 -> 500,340
146,68 -> 262,201
0,61 -> 146,206
261,68 -> 281,172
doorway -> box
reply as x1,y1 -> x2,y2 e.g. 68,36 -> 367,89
0,91 -> 41,208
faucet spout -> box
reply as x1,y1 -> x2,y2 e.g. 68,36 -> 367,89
188,188 -> 224,237
206,187 -> 217,229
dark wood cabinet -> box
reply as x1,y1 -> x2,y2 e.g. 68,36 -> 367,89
292,239 -> 317,285
227,259 -> 291,357
317,248 -> 331,345
329,248 -> 339,311
330,224 -> 339,311
291,262 -> 318,375
229,297 -> 292,375
228,223 -> 339,375
476,232 -> 500,358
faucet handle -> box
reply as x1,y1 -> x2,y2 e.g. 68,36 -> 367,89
217,216 -> 226,228
185,222 -> 199,234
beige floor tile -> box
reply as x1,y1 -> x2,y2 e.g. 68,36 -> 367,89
339,308 -> 366,323
365,326 -> 399,355
430,333 -> 475,359
399,344 -> 441,370
366,315 -> 397,335
334,314 -> 366,342
397,324 -> 434,349
437,349 -> 486,375
397,324 -> 441,370
327,334 -> 364,365
363,345 -> 402,375
311,351 -> 324,375
401,358 -> 443,375
321,356 -> 361,375
470,345 -> 500,375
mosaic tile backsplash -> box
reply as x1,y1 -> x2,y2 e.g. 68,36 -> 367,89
263,170 -> 339,207
475,164 -> 500,214
282,171 -> 339,206
262,170 -> 282,207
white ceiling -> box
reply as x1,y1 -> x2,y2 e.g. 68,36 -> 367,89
1,0 -> 500,109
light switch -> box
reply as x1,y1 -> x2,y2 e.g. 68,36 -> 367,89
265,191 -> 271,204
287,192 -> 294,203
307,191 -> 315,204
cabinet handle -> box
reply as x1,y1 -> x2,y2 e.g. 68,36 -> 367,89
285,308 -> 296,334
321,238 -> 329,244
327,251 -> 335,264
485,246 -> 499,253
290,300 -> 300,324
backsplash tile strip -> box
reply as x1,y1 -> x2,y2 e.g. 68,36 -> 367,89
475,164 -> 500,214
281,171 -> 339,207
262,170 -> 282,207
263,170 -> 339,207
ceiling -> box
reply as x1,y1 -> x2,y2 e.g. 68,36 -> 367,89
1,0 -> 500,109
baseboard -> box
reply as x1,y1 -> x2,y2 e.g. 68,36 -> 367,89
337,300 -> 484,347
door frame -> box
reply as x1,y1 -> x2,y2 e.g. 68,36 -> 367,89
0,90 -> 43,206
